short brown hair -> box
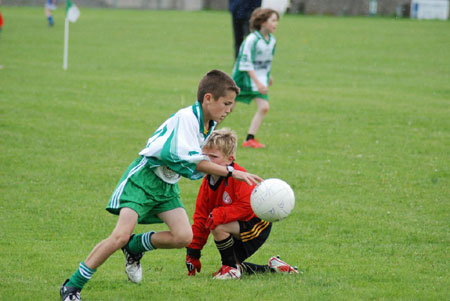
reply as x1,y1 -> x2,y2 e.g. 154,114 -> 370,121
203,128 -> 237,158
197,69 -> 240,103
250,8 -> 279,31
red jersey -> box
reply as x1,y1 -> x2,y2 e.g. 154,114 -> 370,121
187,162 -> 256,251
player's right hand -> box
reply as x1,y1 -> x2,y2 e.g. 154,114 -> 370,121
186,255 -> 201,276
257,82 -> 268,95
232,170 -> 263,186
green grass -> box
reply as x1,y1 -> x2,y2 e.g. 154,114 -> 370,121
1,6 -> 449,300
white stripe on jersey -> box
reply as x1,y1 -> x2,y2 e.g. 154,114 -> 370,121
139,102 -> 214,182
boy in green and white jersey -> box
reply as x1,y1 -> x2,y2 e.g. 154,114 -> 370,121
60,70 -> 262,301
232,8 -> 279,148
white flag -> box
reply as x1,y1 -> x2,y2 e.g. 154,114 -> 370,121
66,0 -> 80,23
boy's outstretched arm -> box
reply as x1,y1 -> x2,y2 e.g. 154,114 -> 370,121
196,160 -> 262,186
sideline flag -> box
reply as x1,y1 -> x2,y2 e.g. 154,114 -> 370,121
66,0 -> 80,23
63,0 -> 80,70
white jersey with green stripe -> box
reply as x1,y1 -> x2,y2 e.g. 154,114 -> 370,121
232,31 -> 276,92
138,101 -> 216,184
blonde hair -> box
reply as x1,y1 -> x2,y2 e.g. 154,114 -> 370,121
203,128 -> 237,158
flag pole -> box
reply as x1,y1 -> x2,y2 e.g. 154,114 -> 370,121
63,0 -> 80,70
63,16 -> 69,70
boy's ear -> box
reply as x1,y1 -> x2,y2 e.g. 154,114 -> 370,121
228,155 -> 235,163
203,93 -> 214,103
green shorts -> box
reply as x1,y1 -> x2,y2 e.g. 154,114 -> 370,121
235,91 -> 269,104
106,156 -> 183,224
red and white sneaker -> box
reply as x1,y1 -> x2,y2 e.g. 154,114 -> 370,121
242,139 -> 266,148
268,256 -> 299,274
212,265 -> 241,280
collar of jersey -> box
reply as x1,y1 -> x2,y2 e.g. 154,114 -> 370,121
207,175 -> 223,191
254,30 -> 272,44
192,100 -> 216,138
206,162 -> 235,191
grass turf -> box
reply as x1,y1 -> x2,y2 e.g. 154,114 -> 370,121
0,6 -> 449,300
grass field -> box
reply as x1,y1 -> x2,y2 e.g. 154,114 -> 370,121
0,6 -> 449,300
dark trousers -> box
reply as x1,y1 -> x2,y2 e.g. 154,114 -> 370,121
232,17 -> 250,59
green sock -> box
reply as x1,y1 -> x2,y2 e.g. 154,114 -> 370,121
66,262 -> 96,289
127,231 -> 156,254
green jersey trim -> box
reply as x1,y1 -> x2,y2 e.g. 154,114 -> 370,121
191,101 -> 215,139
161,118 -> 197,176
254,30 -> 272,45
139,102 -> 217,181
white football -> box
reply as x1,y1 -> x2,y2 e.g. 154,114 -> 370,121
250,178 -> 295,222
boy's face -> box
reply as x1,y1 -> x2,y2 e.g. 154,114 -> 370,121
202,90 -> 236,123
262,13 -> 279,33
202,146 -> 234,166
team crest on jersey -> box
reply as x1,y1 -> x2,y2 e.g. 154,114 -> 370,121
223,191 -> 232,204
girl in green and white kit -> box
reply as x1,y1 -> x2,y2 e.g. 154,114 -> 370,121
232,8 -> 279,149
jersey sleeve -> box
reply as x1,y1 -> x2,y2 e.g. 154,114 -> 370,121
272,38 -> 277,56
187,180 -> 211,250
139,110 -> 208,180
237,35 -> 257,72
160,112 -> 208,179
211,179 -> 255,226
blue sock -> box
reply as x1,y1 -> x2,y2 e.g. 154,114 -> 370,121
48,16 -> 54,26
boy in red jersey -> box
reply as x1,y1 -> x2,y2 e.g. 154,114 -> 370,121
185,129 -> 297,279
